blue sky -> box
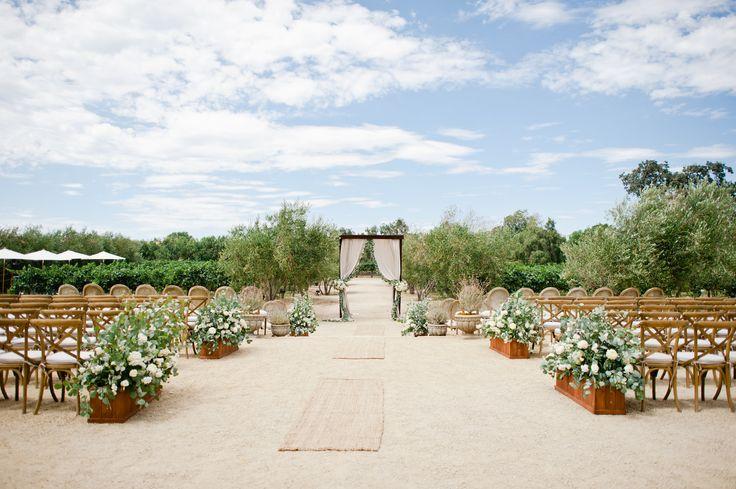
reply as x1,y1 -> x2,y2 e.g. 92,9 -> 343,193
1,0 -> 735,237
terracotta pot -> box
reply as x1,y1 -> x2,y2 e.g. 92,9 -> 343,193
490,338 -> 529,359
555,375 -> 626,415
271,323 -> 290,337
427,324 -> 447,336
198,340 -> 239,359
88,388 -> 160,423
454,314 -> 480,334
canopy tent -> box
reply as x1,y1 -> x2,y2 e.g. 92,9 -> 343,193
0,248 -> 26,293
88,251 -> 125,261
22,249 -> 66,263
56,250 -> 91,261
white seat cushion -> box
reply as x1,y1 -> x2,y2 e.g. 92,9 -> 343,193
678,351 -> 725,365
645,352 -> 673,365
10,337 -> 35,346
46,351 -> 91,365
543,321 -> 561,329
0,350 -> 42,363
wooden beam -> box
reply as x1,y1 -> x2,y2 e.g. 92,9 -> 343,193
339,234 -> 404,240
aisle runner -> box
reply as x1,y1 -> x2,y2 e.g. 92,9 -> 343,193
334,338 -> 385,359
354,324 -> 385,336
280,379 -> 384,452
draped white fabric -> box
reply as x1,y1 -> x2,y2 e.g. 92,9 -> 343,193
373,239 -> 401,281
340,239 -> 366,280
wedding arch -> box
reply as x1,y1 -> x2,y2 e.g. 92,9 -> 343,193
338,234 -> 403,319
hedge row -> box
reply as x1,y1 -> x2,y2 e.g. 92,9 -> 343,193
9,261 -> 229,294
497,263 -> 570,293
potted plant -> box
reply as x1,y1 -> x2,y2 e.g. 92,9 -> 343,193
238,286 -> 265,333
401,300 -> 429,336
480,293 -> 540,359
289,293 -> 318,336
454,280 -> 484,334
426,305 -> 449,336
192,296 -> 252,359
66,298 -> 185,422
541,308 -> 644,415
269,310 -> 291,337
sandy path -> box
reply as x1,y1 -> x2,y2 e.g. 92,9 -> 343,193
2,276 -> 735,489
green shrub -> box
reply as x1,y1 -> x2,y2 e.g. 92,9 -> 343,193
498,263 -> 570,293
9,261 -> 229,294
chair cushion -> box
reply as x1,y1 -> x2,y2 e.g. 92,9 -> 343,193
543,321 -> 561,329
0,350 -> 42,363
46,351 -> 91,365
645,352 -> 673,365
678,351 -> 725,365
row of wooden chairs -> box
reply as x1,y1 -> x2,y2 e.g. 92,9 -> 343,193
51,283 -> 238,298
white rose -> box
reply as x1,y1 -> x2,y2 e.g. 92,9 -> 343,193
142,376 -> 152,385
121,379 -> 130,387
591,363 -> 599,374
159,348 -> 170,356
624,364 -> 634,374
207,327 -> 216,335
146,364 -> 158,374
577,340 -> 589,350
127,351 -> 143,366
606,349 -> 619,361
554,344 -> 565,355
572,333 -> 581,341
155,371 -> 163,378
129,369 -> 138,378
581,364 -> 589,373
137,333 -> 148,345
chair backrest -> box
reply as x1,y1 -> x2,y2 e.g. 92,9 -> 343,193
517,287 -> 535,298
486,287 -> 509,310
32,310 -> 85,362
57,284 -> 80,296
0,317 -> 30,361
109,284 -> 131,297
643,287 -> 665,298
1,307 -> 41,319
689,321 -> 736,360
619,287 -> 640,297
87,309 -> 122,333
162,285 -> 185,297
639,304 -> 676,312
82,283 -> 105,296
215,286 -> 236,299
638,311 -> 680,321
19,295 -> 52,303
566,287 -> 587,298
539,287 -> 561,298
639,320 -> 686,355
263,300 -> 287,315
135,284 -> 157,297
188,286 -> 209,298
592,287 -> 614,297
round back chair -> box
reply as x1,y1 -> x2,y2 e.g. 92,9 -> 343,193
643,287 -> 665,298
619,287 -> 640,297
592,287 -> 614,297
162,285 -> 185,297
539,287 -> 561,298
486,287 -> 510,310
109,284 -> 131,297
82,283 -> 105,296
263,300 -> 287,315
57,284 -> 80,296
517,287 -> 535,298
215,286 -> 236,299
566,287 -> 587,298
135,284 -> 157,297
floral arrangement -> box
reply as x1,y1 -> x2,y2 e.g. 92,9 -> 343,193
480,293 -> 541,346
66,298 -> 186,417
401,300 -> 428,336
290,293 -> 319,335
541,308 -> 644,398
391,280 -> 408,320
394,280 -> 409,292
334,279 -> 348,291
191,296 -> 252,349
457,280 -> 484,314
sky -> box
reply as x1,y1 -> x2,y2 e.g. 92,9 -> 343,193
1,0 -> 735,238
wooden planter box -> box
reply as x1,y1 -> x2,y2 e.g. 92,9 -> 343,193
555,375 -> 626,415
290,331 -> 309,337
88,388 -> 159,424
198,341 -> 239,359
490,338 -> 529,359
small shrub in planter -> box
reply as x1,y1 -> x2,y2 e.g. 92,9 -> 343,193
289,294 -> 318,336
269,310 -> 291,336
66,299 -> 185,422
401,300 -> 429,336
192,296 -> 252,359
480,293 -> 540,359
455,280 -> 484,334
426,306 -> 449,336
238,286 -> 265,333
541,308 -> 644,414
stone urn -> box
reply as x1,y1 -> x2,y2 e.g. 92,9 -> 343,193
427,323 -> 447,336
271,323 -> 290,337
454,313 -> 480,334
244,316 -> 263,334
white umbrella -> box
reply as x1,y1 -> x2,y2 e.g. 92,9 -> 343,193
57,250 -> 91,261
88,251 -> 125,261
0,248 -> 26,293
22,249 -> 65,263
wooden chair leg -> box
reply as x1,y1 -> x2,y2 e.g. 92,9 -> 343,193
641,367 -> 648,412
0,371 -> 8,400
13,370 -> 19,401
34,370 -> 46,415
724,368 -> 734,413
693,368 -> 701,412
701,371 -> 707,401
713,370 -> 723,400
48,371 -> 59,402
672,368 -> 681,412
651,371 -> 657,400
21,364 -> 29,414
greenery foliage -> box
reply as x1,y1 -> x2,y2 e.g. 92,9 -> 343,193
480,293 -> 541,345
289,293 -> 319,335
401,300 -> 429,336
191,296 -> 253,349
499,263 -> 569,292
620,160 -> 735,197
9,260 -> 228,294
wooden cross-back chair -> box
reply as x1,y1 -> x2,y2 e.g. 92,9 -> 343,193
639,320 -> 687,412
0,316 -> 38,413
680,321 -> 736,412
604,304 -> 637,329
86,309 -> 122,335
31,309 -> 88,414
538,299 -> 574,351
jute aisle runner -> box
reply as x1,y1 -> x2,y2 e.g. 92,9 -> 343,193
280,379 -> 384,451
334,337 -> 385,359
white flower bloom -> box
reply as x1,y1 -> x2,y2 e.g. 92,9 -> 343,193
142,376 -> 152,384
121,379 -> 130,387
137,333 -> 148,345
207,327 -> 216,335
146,363 -> 158,374
127,351 -> 144,366
554,344 -> 565,355
591,363 -> 599,374
606,349 -> 619,360
624,364 -> 634,374
129,369 -> 138,378
577,340 -> 589,350
581,364 -> 589,373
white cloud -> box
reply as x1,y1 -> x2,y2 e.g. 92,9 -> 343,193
526,121 -> 560,131
342,170 -> 404,179
677,143 -> 736,160
473,1 -> 573,28
438,128 -> 485,140
659,103 -> 728,120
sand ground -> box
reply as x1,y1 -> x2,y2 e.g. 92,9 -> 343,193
2,276 -> 735,489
